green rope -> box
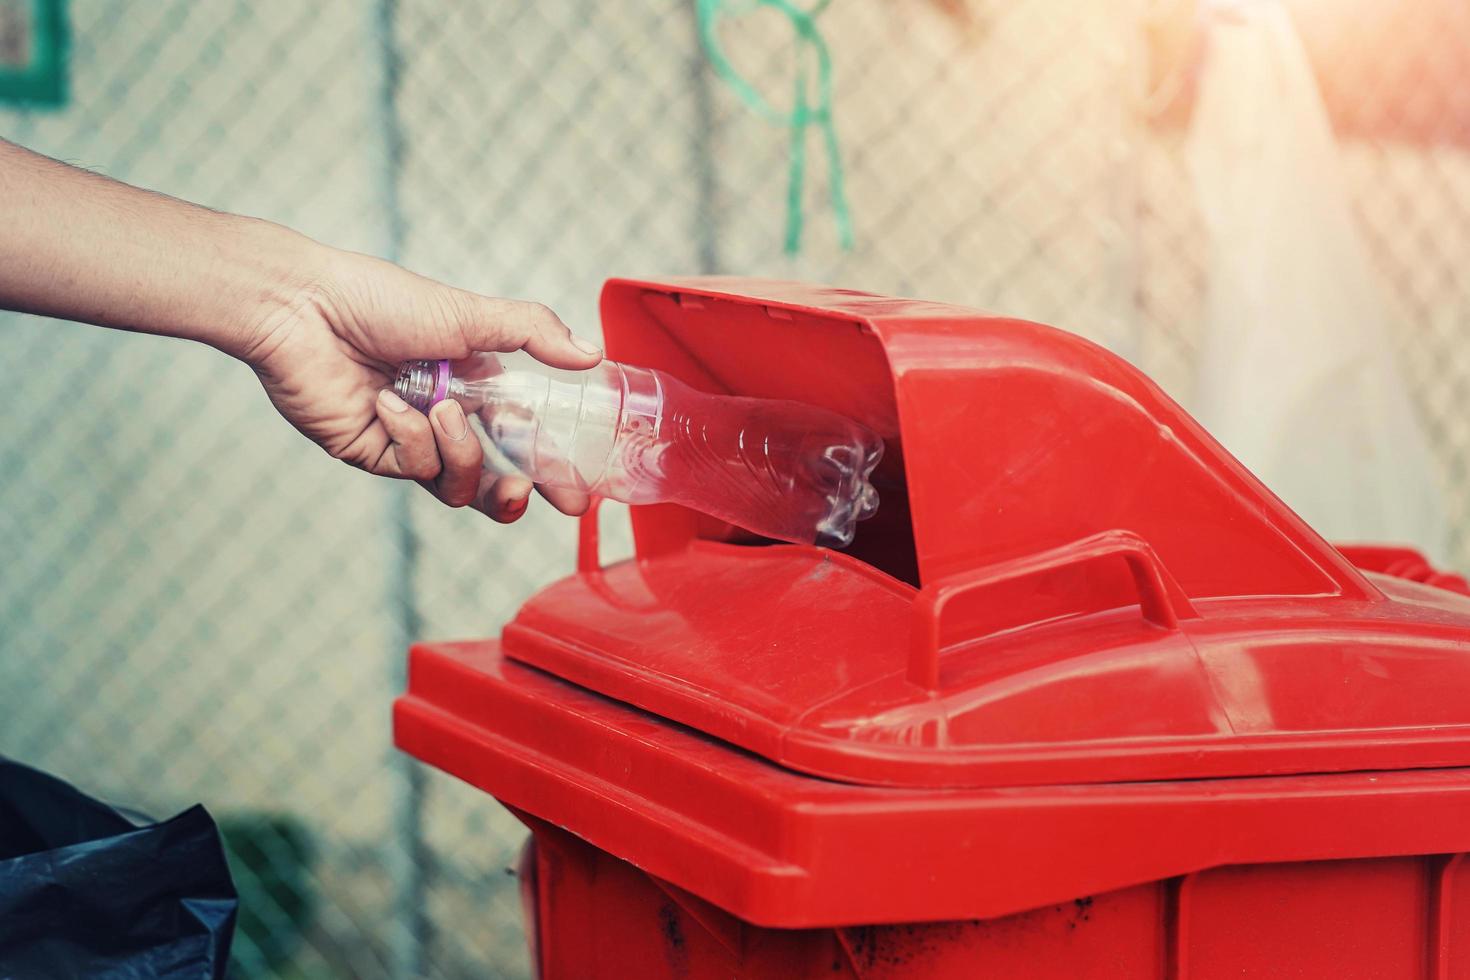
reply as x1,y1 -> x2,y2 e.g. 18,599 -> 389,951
696,0 -> 854,254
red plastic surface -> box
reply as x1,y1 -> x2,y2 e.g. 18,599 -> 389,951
1338,543 -> 1470,595
517,815 -> 1470,980
395,640 -> 1470,930
595,277 -> 1369,596
494,278 -> 1470,788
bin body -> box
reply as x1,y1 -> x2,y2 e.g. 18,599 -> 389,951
395,278 -> 1470,979
519,798 -> 1470,980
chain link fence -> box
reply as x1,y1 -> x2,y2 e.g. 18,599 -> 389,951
1,1 -> 1468,976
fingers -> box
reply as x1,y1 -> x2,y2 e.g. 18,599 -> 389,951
325,255 -> 602,370
455,294 -> 603,371
379,384 -> 583,524
479,474 -> 534,524
374,390 -> 441,480
426,400 -> 483,507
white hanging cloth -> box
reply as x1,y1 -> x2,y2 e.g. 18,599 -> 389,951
1186,0 -> 1449,558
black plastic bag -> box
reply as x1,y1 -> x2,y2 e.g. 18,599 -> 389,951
0,758 -> 237,978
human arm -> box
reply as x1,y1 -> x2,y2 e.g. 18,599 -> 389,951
0,138 -> 601,520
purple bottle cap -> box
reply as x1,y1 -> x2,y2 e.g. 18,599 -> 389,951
394,359 -> 453,412
433,358 -> 451,406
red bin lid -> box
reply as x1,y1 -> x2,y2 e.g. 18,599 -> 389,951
499,278 -> 1470,789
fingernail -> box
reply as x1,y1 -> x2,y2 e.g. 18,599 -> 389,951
437,402 -> 468,440
379,389 -> 411,413
507,494 -> 529,514
571,336 -> 602,356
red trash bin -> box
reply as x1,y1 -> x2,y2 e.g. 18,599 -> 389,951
396,278 -> 1470,979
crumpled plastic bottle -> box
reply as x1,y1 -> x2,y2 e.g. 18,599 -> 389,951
395,351 -> 883,547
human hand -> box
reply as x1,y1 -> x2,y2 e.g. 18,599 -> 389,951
240,246 -> 602,522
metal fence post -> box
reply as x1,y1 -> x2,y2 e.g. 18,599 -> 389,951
373,0 -> 428,976
689,0 -> 721,275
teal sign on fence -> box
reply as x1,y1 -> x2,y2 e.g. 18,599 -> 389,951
0,0 -> 67,108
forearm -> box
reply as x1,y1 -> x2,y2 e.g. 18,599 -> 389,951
0,138 -> 323,358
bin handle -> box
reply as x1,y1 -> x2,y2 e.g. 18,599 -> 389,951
907,529 -> 1198,691
572,497 -> 672,613
577,497 -> 604,573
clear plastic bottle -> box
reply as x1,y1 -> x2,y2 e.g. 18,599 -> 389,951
394,351 -> 883,547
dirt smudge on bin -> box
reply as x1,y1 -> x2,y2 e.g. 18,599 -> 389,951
658,902 -> 689,976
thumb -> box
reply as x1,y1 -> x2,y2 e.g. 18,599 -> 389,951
449,291 -> 603,370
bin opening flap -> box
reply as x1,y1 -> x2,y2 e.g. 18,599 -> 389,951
595,277 -> 1369,600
